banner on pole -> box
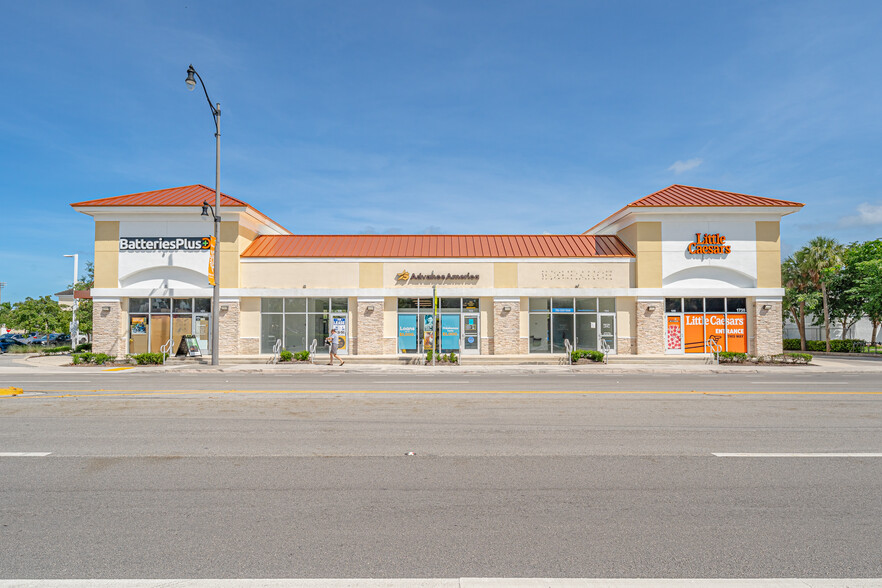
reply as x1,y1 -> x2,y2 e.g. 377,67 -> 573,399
207,236 -> 216,286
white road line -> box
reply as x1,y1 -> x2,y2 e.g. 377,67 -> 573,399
749,381 -> 847,385
714,452 -> 882,457
3,380 -> 85,383
1,580 -> 880,587
0,452 -> 52,457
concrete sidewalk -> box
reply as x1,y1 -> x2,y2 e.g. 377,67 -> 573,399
2,352 -> 882,375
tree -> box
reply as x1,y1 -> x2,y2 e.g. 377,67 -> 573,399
10,296 -> 67,333
0,302 -> 12,331
71,261 -> 94,335
826,242 -> 866,340
847,239 -> 882,345
782,249 -> 819,351
803,236 -> 845,352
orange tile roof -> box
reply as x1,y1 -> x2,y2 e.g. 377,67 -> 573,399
70,185 -> 290,233
585,185 -> 804,234
629,184 -> 804,207
242,234 -> 634,258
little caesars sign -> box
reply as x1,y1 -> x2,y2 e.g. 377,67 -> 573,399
119,237 -> 212,251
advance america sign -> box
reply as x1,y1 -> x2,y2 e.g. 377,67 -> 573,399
119,237 -> 212,251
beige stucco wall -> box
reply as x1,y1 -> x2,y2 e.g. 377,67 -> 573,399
94,221 -> 120,288
755,221 -> 781,288
617,222 -> 662,288
359,263 -> 383,288
240,262 -> 360,288
219,221 -> 239,288
494,263 -> 517,288
517,262 -> 630,288
239,297 -> 260,338
616,296 -> 637,355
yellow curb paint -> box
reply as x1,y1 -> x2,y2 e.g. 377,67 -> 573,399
14,389 -> 882,400
103,367 -> 134,372
0,387 -> 23,396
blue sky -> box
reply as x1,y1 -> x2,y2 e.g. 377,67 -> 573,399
2,0 -> 882,303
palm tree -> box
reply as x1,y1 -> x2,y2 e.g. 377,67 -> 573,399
803,236 -> 845,352
782,249 -> 817,351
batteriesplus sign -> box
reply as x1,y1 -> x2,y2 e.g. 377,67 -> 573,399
119,237 -> 212,251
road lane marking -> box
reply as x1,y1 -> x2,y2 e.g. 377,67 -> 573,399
8,389 -> 882,399
750,381 -> 847,385
0,452 -> 51,457
714,452 -> 882,457
0,579 -> 880,587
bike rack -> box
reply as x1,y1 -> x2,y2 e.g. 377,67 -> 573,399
268,339 -> 282,364
159,338 -> 174,365
707,338 -> 722,364
600,338 -> 611,364
564,338 -> 573,365
309,339 -> 317,364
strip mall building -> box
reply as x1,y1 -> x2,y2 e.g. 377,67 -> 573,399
72,184 -> 802,359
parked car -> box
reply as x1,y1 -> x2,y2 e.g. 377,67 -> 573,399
47,333 -> 71,345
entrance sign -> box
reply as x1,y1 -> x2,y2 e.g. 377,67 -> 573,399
398,315 -> 417,351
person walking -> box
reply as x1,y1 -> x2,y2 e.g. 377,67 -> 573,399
326,328 -> 344,366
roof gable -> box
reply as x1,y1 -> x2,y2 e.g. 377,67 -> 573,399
70,184 -> 250,208
629,185 -> 804,208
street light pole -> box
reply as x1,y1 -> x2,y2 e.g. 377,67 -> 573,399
63,254 -> 78,351
186,64 -> 222,366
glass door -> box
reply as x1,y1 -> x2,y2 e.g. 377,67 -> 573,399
130,316 -> 149,354
552,314 -> 574,353
462,313 -> 479,354
195,315 -> 211,354
599,315 -> 616,354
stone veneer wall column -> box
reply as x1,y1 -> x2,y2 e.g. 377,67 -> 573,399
754,298 -> 783,356
219,300 -> 240,355
636,298 -> 664,355
493,298 -> 520,354
92,300 -> 124,356
357,298 -> 384,355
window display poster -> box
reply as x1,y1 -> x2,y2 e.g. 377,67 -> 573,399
441,314 -> 460,350
332,316 -> 347,350
684,314 -> 706,353
705,314 -> 727,352
726,314 -> 747,353
131,316 -> 147,335
666,315 -> 682,351
423,314 -> 435,350
398,315 -> 417,351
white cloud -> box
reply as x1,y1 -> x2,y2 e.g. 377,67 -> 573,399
837,202 -> 882,228
667,158 -> 703,174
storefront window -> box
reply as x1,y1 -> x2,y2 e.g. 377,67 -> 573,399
150,298 -> 171,313
664,297 -> 747,354
127,297 -> 211,355
528,297 -> 615,353
397,297 -> 478,354
260,298 -> 347,354
129,298 -> 150,313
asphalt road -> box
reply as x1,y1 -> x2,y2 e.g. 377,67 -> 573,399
1,371 -> 881,579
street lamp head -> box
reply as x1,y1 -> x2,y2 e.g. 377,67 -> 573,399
186,65 -> 197,91
201,201 -> 210,217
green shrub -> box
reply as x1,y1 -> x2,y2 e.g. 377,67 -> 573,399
571,349 -> 604,363
279,350 -> 293,362
71,352 -> 115,365
791,339 -> 865,353
92,353 -> 114,365
788,353 -> 813,363
71,354 -> 82,365
294,350 -> 310,361
783,339 -> 801,350
9,345 -> 44,354
42,346 -> 71,354
75,343 -> 92,353
447,352 -> 457,364
131,352 -> 165,365
719,351 -> 748,363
